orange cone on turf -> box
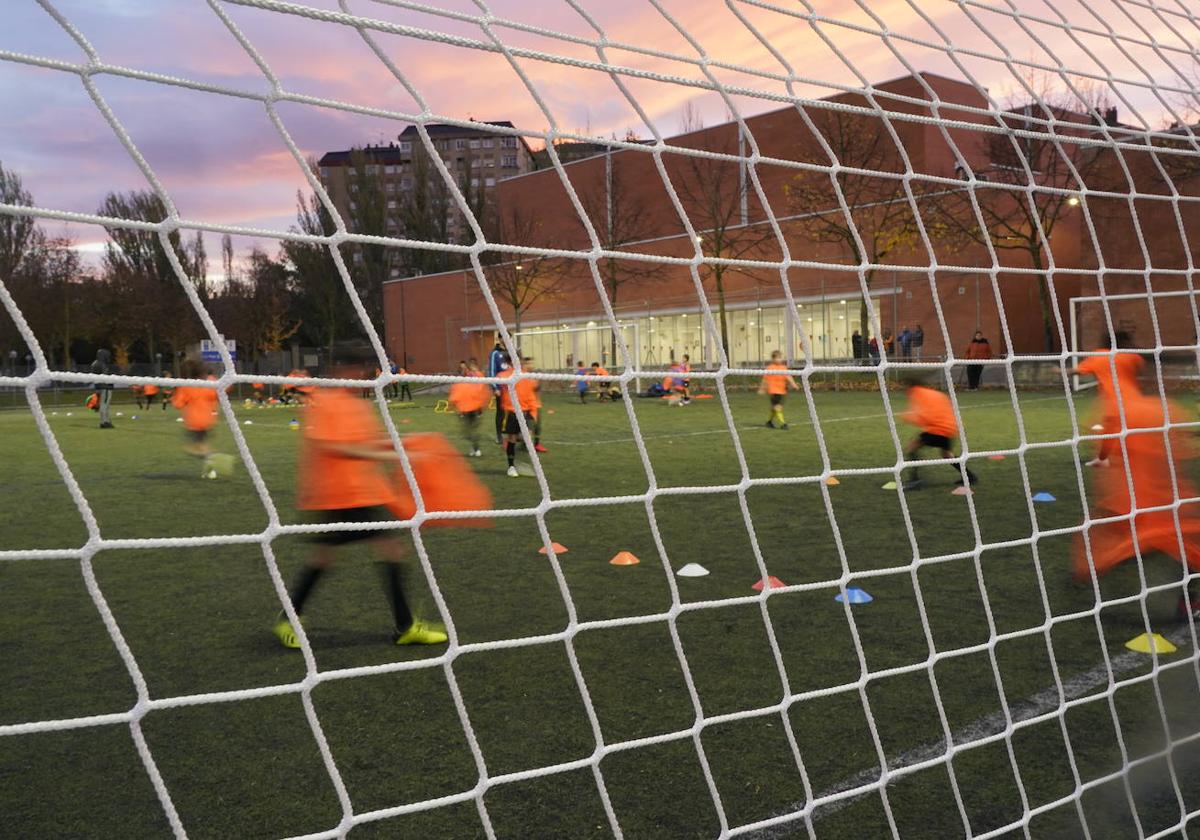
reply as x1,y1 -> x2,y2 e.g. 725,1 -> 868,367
825,476 -> 840,486
610,551 -> 640,566
752,576 -> 787,591
538,542 -> 569,555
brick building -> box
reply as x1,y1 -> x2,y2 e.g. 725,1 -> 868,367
382,73 -> 1200,374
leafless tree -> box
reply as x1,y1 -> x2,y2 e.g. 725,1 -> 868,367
483,207 -> 567,337
929,71 -> 1112,351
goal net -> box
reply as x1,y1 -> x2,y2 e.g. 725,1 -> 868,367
5,1 -> 1200,838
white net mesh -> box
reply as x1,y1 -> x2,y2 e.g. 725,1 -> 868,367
6,1 -> 1200,838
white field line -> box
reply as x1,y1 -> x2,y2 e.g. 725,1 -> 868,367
744,625 -> 1195,839
549,395 -> 1067,447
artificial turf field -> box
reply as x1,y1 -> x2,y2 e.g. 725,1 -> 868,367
4,383 -> 1200,839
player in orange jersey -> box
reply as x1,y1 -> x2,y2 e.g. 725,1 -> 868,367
142,382 -> 162,411
759,350 -> 799,429
498,356 -> 539,477
899,376 -> 977,491
1073,393 -> 1200,618
271,343 -> 447,650
526,357 -> 547,453
448,358 -> 491,457
591,361 -> 614,402
172,360 -> 223,477
1064,331 -> 1144,467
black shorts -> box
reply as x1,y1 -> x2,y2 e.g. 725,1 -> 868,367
187,429 -> 209,444
310,506 -> 394,545
461,409 -> 481,420
919,432 -> 953,450
769,393 -> 785,406
503,410 -> 532,436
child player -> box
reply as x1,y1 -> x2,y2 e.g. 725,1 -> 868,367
498,356 -> 539,477
590,362 -> 612,402
575,360 -> 589,403
1073,391 -> 1200,618
272,344 -> 447,649
448,358 -> 490,457
898,375 -> 977,491
172,360 -> 222,477
1064,330 -> 1144,467
527,357 -> 547,453
759,350 -> 799,429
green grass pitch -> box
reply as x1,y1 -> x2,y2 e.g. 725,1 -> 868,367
3,385 -> 1200,839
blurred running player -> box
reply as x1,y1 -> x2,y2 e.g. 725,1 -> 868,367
1073,392 -> 1200,618
1064,330 -> 1144,467
899,376 -> 977,491
272,343 -> 447,650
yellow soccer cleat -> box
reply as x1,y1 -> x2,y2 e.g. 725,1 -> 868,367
272,616 -> 302,649
395,619 -> 448,646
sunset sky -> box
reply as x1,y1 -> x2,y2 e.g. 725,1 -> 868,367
2,0 -> 1196,272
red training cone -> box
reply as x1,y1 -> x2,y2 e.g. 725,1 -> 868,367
752,576 -> 787,591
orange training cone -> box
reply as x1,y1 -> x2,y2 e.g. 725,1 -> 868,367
825,476 -> 840,486
539,542 -> 569,555
610,551 -> 640,566
752,576 -> 787,591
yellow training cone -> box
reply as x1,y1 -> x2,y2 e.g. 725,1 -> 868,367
610,551 -> 640,566
1125,633 -> 1178,655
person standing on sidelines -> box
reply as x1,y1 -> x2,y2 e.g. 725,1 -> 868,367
964,330 -> 993,390
488,341 -> 508,444
912,324 -> 925,360
90,349 -> 115,429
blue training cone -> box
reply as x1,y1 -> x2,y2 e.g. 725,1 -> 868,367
1032,492 -> 1056,503
835,588 -> 873,604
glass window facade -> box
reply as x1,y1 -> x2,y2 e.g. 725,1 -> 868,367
503,297 -> 890,371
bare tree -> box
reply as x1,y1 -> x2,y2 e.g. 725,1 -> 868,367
484,207 -> 566,337
283,190 -> 354,354
0,162 -> 36,283
575,151 -> 657,363
343,148 -> 394,333
929,72 -> 1111,351
673,131 -> 776,360
786,108 -> 936,349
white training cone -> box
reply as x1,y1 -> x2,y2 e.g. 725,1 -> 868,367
676,563 -> 710,578
243,420 -> 253,426
1091,424 -> 1105,431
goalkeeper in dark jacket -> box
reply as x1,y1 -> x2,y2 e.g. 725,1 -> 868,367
90,349 -> 115,429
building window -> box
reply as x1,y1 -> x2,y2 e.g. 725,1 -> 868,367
483,138 -> 494,148
399,141 -> 412,151
470,158 -> 481,169
365,164 -> 380,175
387,199 -> 397,209
501,155 -> 517,167
485,177 -> 496,187
319,167 -> 330,179
349,183 -> 358,193
347,167 -> 357,176
384,165 -> 396,174
469,139 -> 481,149
470,178 -> 480,187
501,137 -> 517,148
353,251 -> 364,265
400,177 -> 412,189
391,267 -> 401,278
349,200 -> 358,210
385,183 -> 396,193
455,139 -> 466,150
